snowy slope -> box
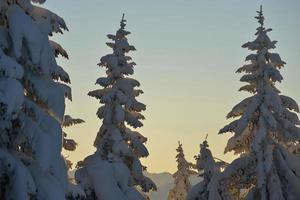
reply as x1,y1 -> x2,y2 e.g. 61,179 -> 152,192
68,171 -> 201,200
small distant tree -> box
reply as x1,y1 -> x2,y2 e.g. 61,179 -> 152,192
219,6 -> 300,200
62,114 -> 85,170
75,14 -> 156,200
187,138 -> 231,200
168,142 -> 197,200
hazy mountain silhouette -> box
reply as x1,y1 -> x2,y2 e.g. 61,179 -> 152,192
144,171 -> 202,200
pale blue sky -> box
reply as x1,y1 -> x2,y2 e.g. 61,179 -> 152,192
44,0 -> 300,173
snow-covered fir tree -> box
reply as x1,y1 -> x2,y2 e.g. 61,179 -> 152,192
75,14 -> 156,200
62,115 -> 86,199
0,0 -> 83,199
187,138 -> 230,200
168,142 -> 197,200
62,115 -> 85,170
218,6 -> 300,200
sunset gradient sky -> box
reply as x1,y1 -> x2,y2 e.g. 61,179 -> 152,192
44,0 -> 300,173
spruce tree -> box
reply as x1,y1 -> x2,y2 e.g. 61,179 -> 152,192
0,0 -> 74,199
63,115 -> 85,159
168,142 -> 196,200
75,14 -> 156,200
62,115 -> 84,176
62,115 -> 86,200
219,6 -> 300,200
187,138 -> 230,200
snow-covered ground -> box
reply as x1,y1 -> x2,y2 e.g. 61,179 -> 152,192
69,170 -> 201,200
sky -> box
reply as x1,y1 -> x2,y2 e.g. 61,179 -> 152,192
44,0 -> 300,173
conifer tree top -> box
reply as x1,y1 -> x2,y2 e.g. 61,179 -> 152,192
120,13 -> 126,30
256,5 -> 264,29
174,141 -> 196,174
241,5 -> 279,52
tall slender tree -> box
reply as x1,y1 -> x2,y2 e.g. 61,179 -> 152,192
62,115 -> 86,200
168,142 -> 197,200
62,115 -> 85,170
75,14 -> 156,200
0,0 -> 74,199
219,6 -> 300,200
187,138 -> 230,200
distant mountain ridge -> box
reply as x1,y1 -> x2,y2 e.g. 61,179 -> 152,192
145,171 -> 201,200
